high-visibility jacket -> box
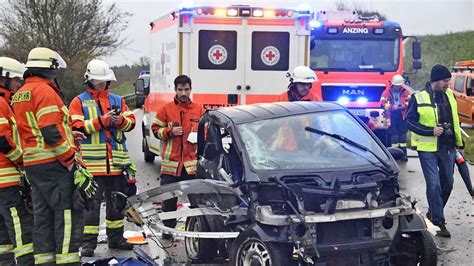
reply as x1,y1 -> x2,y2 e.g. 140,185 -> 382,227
0,88 -> 23,188
69,88 -> 135,176
379,85 -> 411,119
276,90 -> 321,102
11,77 -> 76,168
411,89 -> 463,152
151,97 -> 204,176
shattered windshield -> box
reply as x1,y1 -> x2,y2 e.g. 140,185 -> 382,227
237,110 -> 388,171
310,38 -> 399,72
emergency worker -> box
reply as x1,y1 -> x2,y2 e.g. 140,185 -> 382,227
0,57 -> 34,265
11,47 -> 96,265
277,66 -> 321,102
69,59 -> 136,256
151,75 -> 204,240
380,74 -> 411,161
406,64 -> 463,238
271,66 -> 319,150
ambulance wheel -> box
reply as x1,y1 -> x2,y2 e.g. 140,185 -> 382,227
143,139 -> 155,163
185,216 -> 218,262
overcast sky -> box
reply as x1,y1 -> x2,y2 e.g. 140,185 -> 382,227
105,0 -> 473,66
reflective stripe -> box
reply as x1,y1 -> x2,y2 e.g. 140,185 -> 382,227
56,252 -> 80,264
70,115 -> 84,121
34,253 -> 55,264
0,244 -> 13,254
157,128 -> 167,139
62,210 -> 72,254
36,105 -> 59,120
399,142 -> 407,147
84,225 -> 99,235
10,207 -> 22,247
61,106 -> 75,148
163,140 -> 173,162
6,145 -> 22,162
153,117 -> 166,127
106,219 -> 124,229
26,111 -> 44,148
14,243 -> 33,257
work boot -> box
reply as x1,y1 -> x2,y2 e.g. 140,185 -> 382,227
436,224 -> 451,238
108,239 -> 134,250
81,246 -> 95,257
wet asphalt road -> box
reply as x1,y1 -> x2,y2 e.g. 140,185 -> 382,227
83,109 -> 473,265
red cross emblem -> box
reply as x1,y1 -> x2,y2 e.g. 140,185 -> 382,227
265,50 -> 276,61
261,46 -> 280,66
208,45 -> 228,65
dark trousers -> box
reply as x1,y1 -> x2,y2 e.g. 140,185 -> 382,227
390,111 -> 408,156
0,186 -> 34,265
82,175 -> 128,249
26,161 -> 84,266
160,168 -> 195,229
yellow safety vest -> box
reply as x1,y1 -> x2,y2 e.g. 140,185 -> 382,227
411,89 -> 462,152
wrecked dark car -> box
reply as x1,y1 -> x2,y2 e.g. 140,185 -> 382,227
123,102 -> 436,265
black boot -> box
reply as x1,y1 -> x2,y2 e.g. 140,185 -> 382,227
436,224 -> 451,238
108,239 -> 134,250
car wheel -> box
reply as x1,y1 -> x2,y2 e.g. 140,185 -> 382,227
143,138 -> 155,163
230,229 -> 292,266
185,216 -> 218,262
391,230 -> 437,266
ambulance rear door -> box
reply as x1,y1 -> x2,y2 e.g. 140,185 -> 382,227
244,15 -> 309,104
186,15 -> 245,108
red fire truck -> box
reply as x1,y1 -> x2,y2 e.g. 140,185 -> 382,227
309,10 -> 421,145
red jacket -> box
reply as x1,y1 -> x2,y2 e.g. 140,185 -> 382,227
379,85 -> 411,119
11,77 -> 76,168
0,88 -> 23,188
152,97 -> 204,176
276,90 -> 321,102
69,87 -> 135,176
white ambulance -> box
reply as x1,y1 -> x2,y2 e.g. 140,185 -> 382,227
142,4 -> 312,162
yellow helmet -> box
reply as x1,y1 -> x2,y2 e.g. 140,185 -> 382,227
26,47 -> 67,69
0,57 -> 26,79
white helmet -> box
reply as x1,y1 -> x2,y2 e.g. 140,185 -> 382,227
0,57 -> 26,80
84,59 -> 116,82
26,47 -> 67,69
290,66 -> 317,83
391,74 -> 405,86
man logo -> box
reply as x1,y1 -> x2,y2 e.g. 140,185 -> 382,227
342,89 -> 365,95
342,28 -> 369,34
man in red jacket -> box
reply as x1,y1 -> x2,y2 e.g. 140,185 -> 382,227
277,65 -> 320,102
11,47 -> 95,265
151,75 -> 204,240
0,57 -> 34,265
380,74 -> 411,161
69,59 -> 136,256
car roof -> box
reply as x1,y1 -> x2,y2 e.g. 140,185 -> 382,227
209,101 -> 346,124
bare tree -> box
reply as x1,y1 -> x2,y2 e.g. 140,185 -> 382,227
0,0 -> 131,101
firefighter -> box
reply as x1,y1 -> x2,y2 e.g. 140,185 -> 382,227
11,47 -> 97,265
277,65 -> 320,102
151,75 -> 204,240
0,57 -> 34,265
69,59 -> 136,256
380,74 -> 411,161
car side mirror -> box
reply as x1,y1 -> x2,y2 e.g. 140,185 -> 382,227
387,147 -> 404,161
